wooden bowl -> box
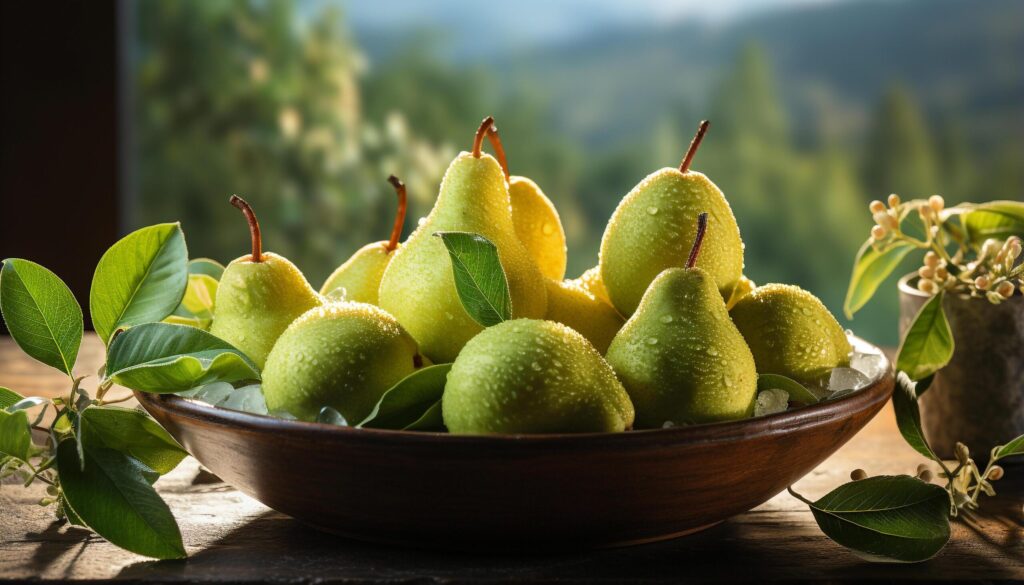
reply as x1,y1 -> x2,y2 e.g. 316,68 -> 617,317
137,339 -> 893,551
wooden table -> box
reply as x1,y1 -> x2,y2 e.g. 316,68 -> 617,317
2,335 -> 1021,583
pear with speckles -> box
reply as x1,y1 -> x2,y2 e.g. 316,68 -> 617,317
730,283 -> 851,384
605,213 -> 757,427
378,117 -> 547,363
577,265 -> 612,305
210,196 -> 322,370
443,319 -> 634,434
320,176 -> 409,305
486,125 -> 568,281
543,278 -> 623,354
261,302 -> 425,423
599,121 -> 744,316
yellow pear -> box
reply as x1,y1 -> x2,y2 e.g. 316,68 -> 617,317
320,175 -> 408,305
487,125 -> 567,281
544,278 -> 624,354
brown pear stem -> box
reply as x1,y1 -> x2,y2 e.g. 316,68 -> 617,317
485,124 -> 510,181
385,175 -> 407,252
679,120 -> 710,173
686,212 -> 709,269
472,116 -> 495,158
229,195 -> 263,262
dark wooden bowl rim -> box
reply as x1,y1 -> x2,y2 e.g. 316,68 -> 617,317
136,340 -> 892,451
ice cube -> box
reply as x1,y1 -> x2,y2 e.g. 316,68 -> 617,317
827,367 -> 871,392
850,351 -> 887,381
754,388 -> 790,417
180,382 -> 234,405
218,384 -> 269,415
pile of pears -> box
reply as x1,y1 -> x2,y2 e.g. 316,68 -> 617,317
208,118 -> 852,433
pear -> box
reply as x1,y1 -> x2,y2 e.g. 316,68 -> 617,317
543,278 -> 623,354
210,196 -> 321,369
320,175 -> 408,304
599,121 -> 744,316
606,213 -> 757,427
577,265 -> 612,305
443,319 -> 634,434
730,283 -> 852,384
726,275 -> 757,310
261,302 -> 425,422
486,125 -> 567,280
378,117 -> 547,363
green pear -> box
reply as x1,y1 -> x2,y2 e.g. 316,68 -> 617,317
544,278 -> 623,354
730,283 -> 852,384
606,213 -> 757,427
599,121 -> 744,316
486,125 -> 567,281
262,302 -> 425,422
210,196 -> 322,369
726,275 -> 756,310
320,175 -> 408,304
443,319 -> 634,434
378,117 -> 547,363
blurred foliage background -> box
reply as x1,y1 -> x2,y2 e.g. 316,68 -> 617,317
131,0 -> 1024,345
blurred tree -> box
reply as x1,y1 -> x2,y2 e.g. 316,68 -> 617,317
861,84 -> 938,201
134,0 -> 449,285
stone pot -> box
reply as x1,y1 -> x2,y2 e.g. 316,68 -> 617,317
898,274 -> 1024,462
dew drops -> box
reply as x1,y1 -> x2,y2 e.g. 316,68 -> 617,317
659,315 -> 673,324
647,206 -> 659,215
541,222 -> 554,235
531,361 -> 542,371
646,337 -> 659,345
417,217 -> 427,226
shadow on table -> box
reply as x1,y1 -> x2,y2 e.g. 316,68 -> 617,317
25,521 -> 95,579
113,498 -> 1022,583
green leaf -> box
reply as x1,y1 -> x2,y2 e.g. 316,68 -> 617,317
0,259 -> 83,376
757,373 -> 820,405
0,387 -> 23,410
90,223 -> 189,344
359,364 -> 451,430
892,372 -> 938,461
105,322 -> 259,393
844,240 -> 914,319
807,475 -> 950,563
962,201 -> 1024,244
433,232 -> 511,327
896,292 -> 954,381
995,434 -> 1024,459
404,401 -> 444,431
80,406 -> 187,474
0,409 -> 32,461
187,258 -> 225,280
56,439 -> 186,559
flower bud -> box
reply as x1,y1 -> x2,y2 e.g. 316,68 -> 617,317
873,212 -> 897,229
975,276 -> 991,290
918,469 -> 933,482
987,291 -> 1005,304
1007,237 -> 1022,261
996,281 -> 1015,298
916,463 -> 930,475
869,200 -> 886,214
987,465 -> 1004,481
851,469 -> 868,481
918,279 -> 936,294
955,442 -> 970,464
924,251 -> 939,268
935,266 -> 948,280
887,193 -> 901,207
918,266 -> 935,279
981,239 -> 1002,259
918,205 -> 933,220
871,225 -> 888,240
928,194 -> 945,213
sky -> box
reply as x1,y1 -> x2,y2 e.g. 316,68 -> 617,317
330,0 -> 862,58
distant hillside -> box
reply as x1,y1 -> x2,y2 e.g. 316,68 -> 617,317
482,0 -> 1023,151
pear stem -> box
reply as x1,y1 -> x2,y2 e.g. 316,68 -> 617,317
385,175 -> 407,252
472,116 -> 495,158
230,195 -> 263,263
679,120 -> 710,173
485,124 -> 511,181
686,212 -> 709,269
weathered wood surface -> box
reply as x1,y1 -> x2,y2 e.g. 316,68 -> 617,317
1,335 -> 1021,583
